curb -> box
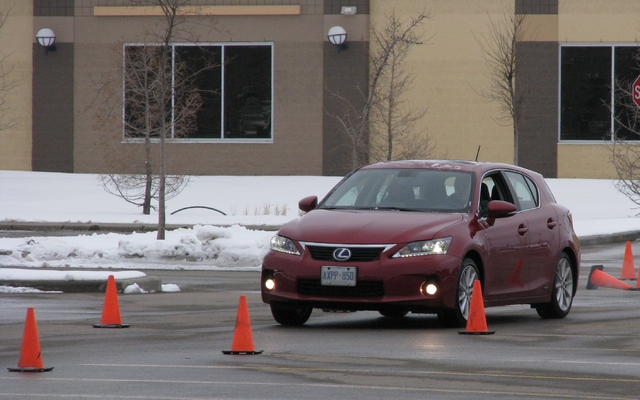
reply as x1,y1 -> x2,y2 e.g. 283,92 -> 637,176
0,221 -> 283,233
0,275 -> 162,293
578,231 -> 640,247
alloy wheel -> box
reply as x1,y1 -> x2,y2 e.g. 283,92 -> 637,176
458,263 -> 478,320
555,257 -> 574,312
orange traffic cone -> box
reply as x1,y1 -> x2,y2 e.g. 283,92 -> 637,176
586,265 -> 631,290
222,295 -> 263,355
8,308 -> 53,372
93,275 -> 130,328
620,241 -> 637,280
459,280 -> 495,335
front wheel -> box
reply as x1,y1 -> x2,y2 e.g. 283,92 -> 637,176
536,252 -> 574,319
439,258 -> 479,328
270,304 -> 312,326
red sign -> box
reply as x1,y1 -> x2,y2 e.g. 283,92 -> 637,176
633,75 -> 640,108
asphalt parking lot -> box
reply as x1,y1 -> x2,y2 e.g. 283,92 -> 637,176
1,243 -> 640,399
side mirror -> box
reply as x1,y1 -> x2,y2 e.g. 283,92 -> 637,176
298,196 -> 318,213
487,200 -> 517,219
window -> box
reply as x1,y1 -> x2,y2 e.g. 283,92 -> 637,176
319,169 -> 474,213
505,171 -> 538,211
123,43 -> 273,141
479,172 -> 519,218
560,45 -> 640,141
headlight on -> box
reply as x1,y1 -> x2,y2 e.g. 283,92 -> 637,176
270,235 -> 301,256
393,237 -> 452,258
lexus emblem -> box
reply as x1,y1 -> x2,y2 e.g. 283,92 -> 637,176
333,248 -> 352,262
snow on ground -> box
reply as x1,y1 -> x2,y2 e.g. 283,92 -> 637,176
1,170 -> 640,292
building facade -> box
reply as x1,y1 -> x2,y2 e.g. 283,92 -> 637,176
1,0 -> 639,178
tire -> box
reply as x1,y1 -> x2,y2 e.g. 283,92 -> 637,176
439,258 -> 479,328
379,309 -> 408,318
270,304 -> 312,326
536,252 -> 574,319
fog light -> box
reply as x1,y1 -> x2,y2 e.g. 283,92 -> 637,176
264,278 -> 276,291
421,281 -> 438,296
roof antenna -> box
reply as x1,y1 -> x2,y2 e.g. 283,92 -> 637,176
475,145 -> 481,162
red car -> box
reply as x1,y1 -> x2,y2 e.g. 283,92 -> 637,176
261,160 -> 580,327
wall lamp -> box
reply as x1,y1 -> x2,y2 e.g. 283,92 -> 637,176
328,26 -> 347,52
36,28 -> 56,55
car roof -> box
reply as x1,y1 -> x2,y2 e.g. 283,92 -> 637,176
359,160 -> 534,175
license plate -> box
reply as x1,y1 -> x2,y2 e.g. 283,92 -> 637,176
321,266 -> 357,286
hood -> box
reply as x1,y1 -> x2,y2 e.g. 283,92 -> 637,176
279,209 -> 464,244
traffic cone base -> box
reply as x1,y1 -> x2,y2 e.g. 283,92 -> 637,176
93,323 -> 130,329
8,308 -> 53,373
8,366 -> 54,372
93,275 -> 129,328
621,241 -> 637,280
222,349 -> 264,355
223,295 -> 262,355
459,280 -> 495,335
586,266 -> 632,290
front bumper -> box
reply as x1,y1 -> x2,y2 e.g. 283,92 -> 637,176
261,249 -> 463,312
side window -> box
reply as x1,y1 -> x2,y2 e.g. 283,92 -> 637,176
482,174 -> 510,202
479,172 -> 516,217
505,171 -> 538,211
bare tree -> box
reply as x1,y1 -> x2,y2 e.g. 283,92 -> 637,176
0,6 -> 17,134
474,12 -> 529,165
609,51 -> 640,207
97,44 -> 194,216
369,11 -> 434,162
92,0 -> 219,239
329,10 -> 432,170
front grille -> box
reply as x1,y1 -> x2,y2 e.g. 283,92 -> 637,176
297,279 -> 384,298
307,246 -> 384,262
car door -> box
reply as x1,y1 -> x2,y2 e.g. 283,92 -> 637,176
504,171 -> 560,297
479,172 -> 531,301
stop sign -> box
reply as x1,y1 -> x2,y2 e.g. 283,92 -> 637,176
633,75 -> 640,108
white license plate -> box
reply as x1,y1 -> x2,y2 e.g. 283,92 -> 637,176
321,266 -> 357,286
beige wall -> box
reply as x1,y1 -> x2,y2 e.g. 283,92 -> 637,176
557,144 -> 617,178
558,0 -> 640,42
73,13 -> 326,175
524,14 -> 558,42
0,1 -> 32,170
371,0 -> 515,164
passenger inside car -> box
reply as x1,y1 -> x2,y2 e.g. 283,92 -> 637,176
447,174 -> 471,208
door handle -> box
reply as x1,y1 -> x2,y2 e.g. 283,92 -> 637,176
518,224 -> 528,236
547,218 -> 557,229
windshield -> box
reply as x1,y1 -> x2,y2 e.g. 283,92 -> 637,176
319,168 -> 475,213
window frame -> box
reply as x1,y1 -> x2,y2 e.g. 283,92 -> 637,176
121,41 -> 274,144
558,42 -> 640,144
504,171 -> 539,211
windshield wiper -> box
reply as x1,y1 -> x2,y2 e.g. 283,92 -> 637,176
319,206 -> 424,212
371,206 -> 423,212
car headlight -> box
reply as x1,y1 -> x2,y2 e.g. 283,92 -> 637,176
270,235 -> 301,256
393,237 -> 452,258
